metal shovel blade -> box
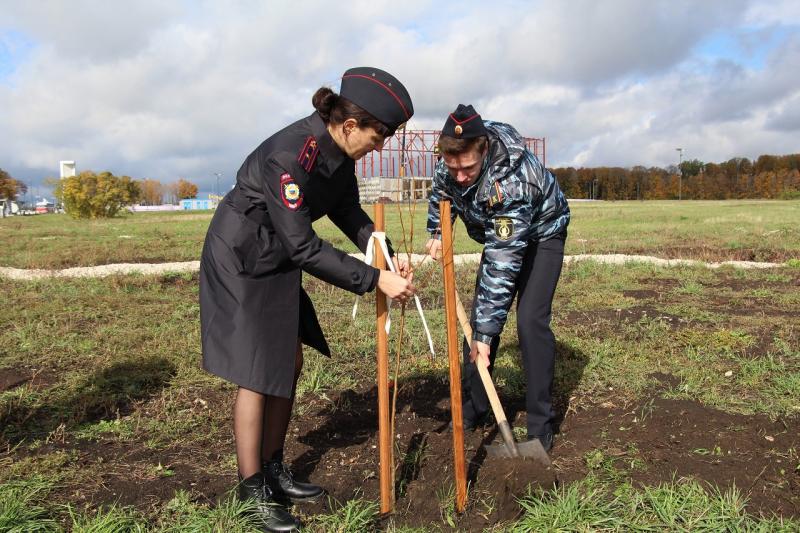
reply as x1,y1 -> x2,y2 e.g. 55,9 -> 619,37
485,437 -> 552,466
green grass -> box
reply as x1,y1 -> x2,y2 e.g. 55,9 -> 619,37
1,262 -> 797,434
0,482 -> 280,533
2,200 -> 799,268
1,200 -> 799,530
0,478 -> 58,532
310,496 -> 380,532
2,259 -> 797,529
513,476 -> 798,532
68,504 -> 146,533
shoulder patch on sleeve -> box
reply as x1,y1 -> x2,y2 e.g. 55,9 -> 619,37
488,181 -> 504,207
280,173 -> 304,210
494,216 -> 514,241
297,136 -> 319,173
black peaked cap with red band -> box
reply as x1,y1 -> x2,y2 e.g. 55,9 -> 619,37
441,104 -> 487,139
340,67 -> 413,132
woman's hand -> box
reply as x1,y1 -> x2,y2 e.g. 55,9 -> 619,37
392,255 -> 413,282
425,238 -> 442,261
377,270 -> 416,302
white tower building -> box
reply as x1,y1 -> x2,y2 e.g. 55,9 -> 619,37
60,161 -> 76,179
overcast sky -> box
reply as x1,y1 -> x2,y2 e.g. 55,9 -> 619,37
1,0 -> 798,196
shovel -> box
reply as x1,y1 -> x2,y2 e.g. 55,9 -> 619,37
454,290 -> 551,466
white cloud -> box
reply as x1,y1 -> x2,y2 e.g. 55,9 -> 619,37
0,0 -> 797,192
743,0 -> 800,26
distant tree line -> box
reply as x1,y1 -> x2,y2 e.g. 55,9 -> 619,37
46,171 -> 200,218
138,178 -> 198,205
552,154 -> 800,200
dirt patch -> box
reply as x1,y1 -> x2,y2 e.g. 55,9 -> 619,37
24,438 -> 232,512
562,307 -> 685,333
700,283 -> 797,320
628,245 -> 789,264
640,277 -> 682,291
0,367 -> 30,392
15,379 -> 555,529
8,375 -> 798,527
1,358 -> 176,447
712,275 -> 800,293
283,380 -> 557,529
0,366 -> 57,393
622,289 -> 659,300
649,372 -> 682,391
556,395 -> 800,518
741,331 -> 777,359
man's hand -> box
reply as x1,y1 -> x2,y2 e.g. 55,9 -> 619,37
425,238 -> 442,261
469,340 -> 491,368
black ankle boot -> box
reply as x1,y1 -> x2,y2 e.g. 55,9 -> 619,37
527,432 -> 554,453
238,472 -> 300,532
263,460 -> 325,503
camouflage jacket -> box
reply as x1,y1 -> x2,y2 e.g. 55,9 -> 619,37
426,120 -> 570,343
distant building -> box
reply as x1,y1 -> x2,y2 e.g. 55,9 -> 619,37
129,204 -> 181,212
358,176 -> 432,203
60,161 -> 76,179
180,198 -> 215,210
35,198 -> 56,214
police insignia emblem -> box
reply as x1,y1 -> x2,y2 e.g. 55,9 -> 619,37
454,124 -> 463,136
280,173 -> 303,210
494,216 -> 513,241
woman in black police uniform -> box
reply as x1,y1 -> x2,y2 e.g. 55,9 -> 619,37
200,67 -> 415,532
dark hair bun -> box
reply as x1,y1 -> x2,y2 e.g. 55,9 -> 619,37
312,87 -> 338,121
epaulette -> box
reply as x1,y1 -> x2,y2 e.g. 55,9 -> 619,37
297,136 -> 319,173
487,181 -> 504,207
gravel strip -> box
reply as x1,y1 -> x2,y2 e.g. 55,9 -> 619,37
0,254 -> 784,280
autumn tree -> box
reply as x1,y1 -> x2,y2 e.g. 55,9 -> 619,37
139,179 -> 164,205
55,171 -> 141,218
0,168 -> 26,200
548,153 -> 799,200
175,178 -> 199,200
679,158 -> 704,177
164,182 -> 178,204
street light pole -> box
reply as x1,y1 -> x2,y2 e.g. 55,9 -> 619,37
675,148 -> 683,200
213,172 -> 222,198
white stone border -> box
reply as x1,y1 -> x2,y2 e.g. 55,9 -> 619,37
0,254 -> 785,280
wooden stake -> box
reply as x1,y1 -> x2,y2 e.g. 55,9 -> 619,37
374,202 -> 393,514
440,199 -> 467,513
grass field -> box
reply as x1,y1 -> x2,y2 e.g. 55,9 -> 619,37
1,200 -> 799,531
1,200 -> 798,269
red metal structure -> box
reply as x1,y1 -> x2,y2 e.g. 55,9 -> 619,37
357,129 -> 546,179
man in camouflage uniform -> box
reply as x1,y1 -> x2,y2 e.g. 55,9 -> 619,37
426,104 -> 570,451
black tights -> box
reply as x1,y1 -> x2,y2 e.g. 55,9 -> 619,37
234,342 -> 303,478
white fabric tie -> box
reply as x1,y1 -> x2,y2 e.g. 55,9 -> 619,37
352,232 -> 435,357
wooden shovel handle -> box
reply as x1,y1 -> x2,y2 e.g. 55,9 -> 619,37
453,291 -> 519,456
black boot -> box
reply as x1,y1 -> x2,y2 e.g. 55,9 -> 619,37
527,432 -> 554,453
448,412 -> 489,432
238,472 -> 300,532
263,459 -> 325,503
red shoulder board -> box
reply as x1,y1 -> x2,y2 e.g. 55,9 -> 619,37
297,136 -> 319,173
488,181 -> 504,207
280,173 -> 303,210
